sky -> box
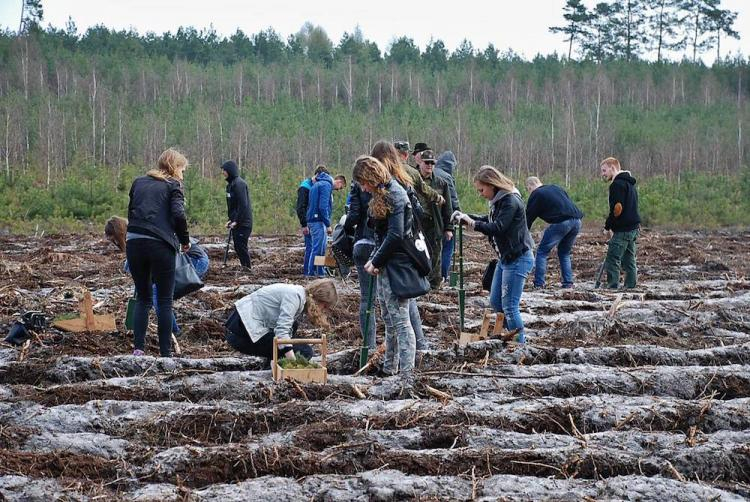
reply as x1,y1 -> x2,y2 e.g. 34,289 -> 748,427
1,0 -> 749,62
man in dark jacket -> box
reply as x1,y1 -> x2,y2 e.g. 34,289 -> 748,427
600,157 -> 641,288
296,165 -> 328,276
221,160 -> 253,270
415,147 -> 453,289
435,151 -> 460,283
525,176 -> 583,288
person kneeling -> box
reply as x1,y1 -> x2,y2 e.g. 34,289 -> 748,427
224,279 -> 338,364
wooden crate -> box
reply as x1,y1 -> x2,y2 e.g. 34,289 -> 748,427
458,310 -> 504,347
272,335 -> 328,384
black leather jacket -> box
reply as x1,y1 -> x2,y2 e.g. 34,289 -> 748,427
470,190 -> 534,264
127,174 -> 189,251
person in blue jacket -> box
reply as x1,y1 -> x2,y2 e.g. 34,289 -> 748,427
296,165 -> 328,276
305,170 -> 346,276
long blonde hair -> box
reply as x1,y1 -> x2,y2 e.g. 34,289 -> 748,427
474,165 -> 516,194
370,140 -> 413,189
147,148 -> 188,181
352,155 -> 391,220
104,216 -> 128,252
304,279 -> 338,329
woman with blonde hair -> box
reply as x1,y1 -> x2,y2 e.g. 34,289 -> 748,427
355,155 -> 419,383
452,165 -> 535,343
224,279 -> 338,362
126,148 -> 191,357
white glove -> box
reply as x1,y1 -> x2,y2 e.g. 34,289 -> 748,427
460,214 -> 475,228
451,210 -> 465,223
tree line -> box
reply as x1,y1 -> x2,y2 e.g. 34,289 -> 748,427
550,0 -> 741,63
0,0 -> 748,195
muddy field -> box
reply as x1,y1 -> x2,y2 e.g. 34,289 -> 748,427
1,228 -> 749,501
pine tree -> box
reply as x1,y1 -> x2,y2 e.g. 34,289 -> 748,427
549,0 -> 593,60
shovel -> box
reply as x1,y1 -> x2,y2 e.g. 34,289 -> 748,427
457,223 -> 465,332
449,237 -> 459,287
594,240 -> 609,289
359,275 -> 375,369
221,227 -> 232,268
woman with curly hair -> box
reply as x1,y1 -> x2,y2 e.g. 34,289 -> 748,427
355,155 -> 417,382
370,140 -> 428,351
224,279 -> 338,363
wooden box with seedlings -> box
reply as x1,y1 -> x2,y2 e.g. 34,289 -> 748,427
272,335 -> 328,384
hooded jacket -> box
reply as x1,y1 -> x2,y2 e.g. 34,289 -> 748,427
605,171 -> 640,232
127,174 -> 189,251
222,161 -> 253,229
470,190 -> 535,264
306,172 -> 334,227
295,178 -> 314,227
435,151 -> 460,212
234,283 -> 306,344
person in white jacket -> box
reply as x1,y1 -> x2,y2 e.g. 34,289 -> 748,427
224,279 -> 338,361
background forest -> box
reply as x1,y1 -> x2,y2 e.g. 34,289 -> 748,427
0,0 -> 749,233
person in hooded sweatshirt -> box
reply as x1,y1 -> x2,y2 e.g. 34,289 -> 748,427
600,157 -> 641,289
306,169 -> 341,276
221,160 -> 253,270
435,151 -> 460,283
296,165 -> 329,276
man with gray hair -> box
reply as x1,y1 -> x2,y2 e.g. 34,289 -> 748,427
525,176 -> 583,288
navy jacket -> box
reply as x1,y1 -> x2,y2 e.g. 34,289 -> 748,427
295,178 -> 313,227
306,172 -> 334,227
526,184 -> 583,229
606,171 -> 641,232
344,182 -> 374,243
471,191 -> 535,264
223,161 -> 253,229
127,174 -> 189,251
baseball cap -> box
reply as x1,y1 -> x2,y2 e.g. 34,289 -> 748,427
394,140 -> 410,152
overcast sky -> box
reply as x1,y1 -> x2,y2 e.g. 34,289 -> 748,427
1,0 -> 749,62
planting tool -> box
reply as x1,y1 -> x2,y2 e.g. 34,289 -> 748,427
272,336 -> 328,384
359,275 -> 375,369
594,241 -> 609,289
221,227 -> 232,268
457,223 -> 466,332
449,238 -> 459,287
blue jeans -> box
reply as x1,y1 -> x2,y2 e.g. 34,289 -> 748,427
534,218 -> 581,287
307,222 -> 327,276
153,252 -> 209,334
490,250 -> 534,343
441,235 -> 455,280
303,232 -> 313,276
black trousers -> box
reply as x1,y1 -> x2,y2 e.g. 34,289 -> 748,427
224,309 -> 312,359
126,238 -> 175,356
232,225 -> 252,268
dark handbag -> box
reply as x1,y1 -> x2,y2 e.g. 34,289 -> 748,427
174,252 -> 204,299
482,259 -> 498,292
401,200 -> 432,277
386,253 -> 430,299
331,219 -> 354,266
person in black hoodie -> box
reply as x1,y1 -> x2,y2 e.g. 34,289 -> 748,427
126,148 -> 191,357
221,160 -> 253,270
600,157 -> 641,288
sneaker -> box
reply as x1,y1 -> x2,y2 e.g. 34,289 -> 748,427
133,349 -> 145,356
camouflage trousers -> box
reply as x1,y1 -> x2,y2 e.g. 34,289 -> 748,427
378,267 -> 417,376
